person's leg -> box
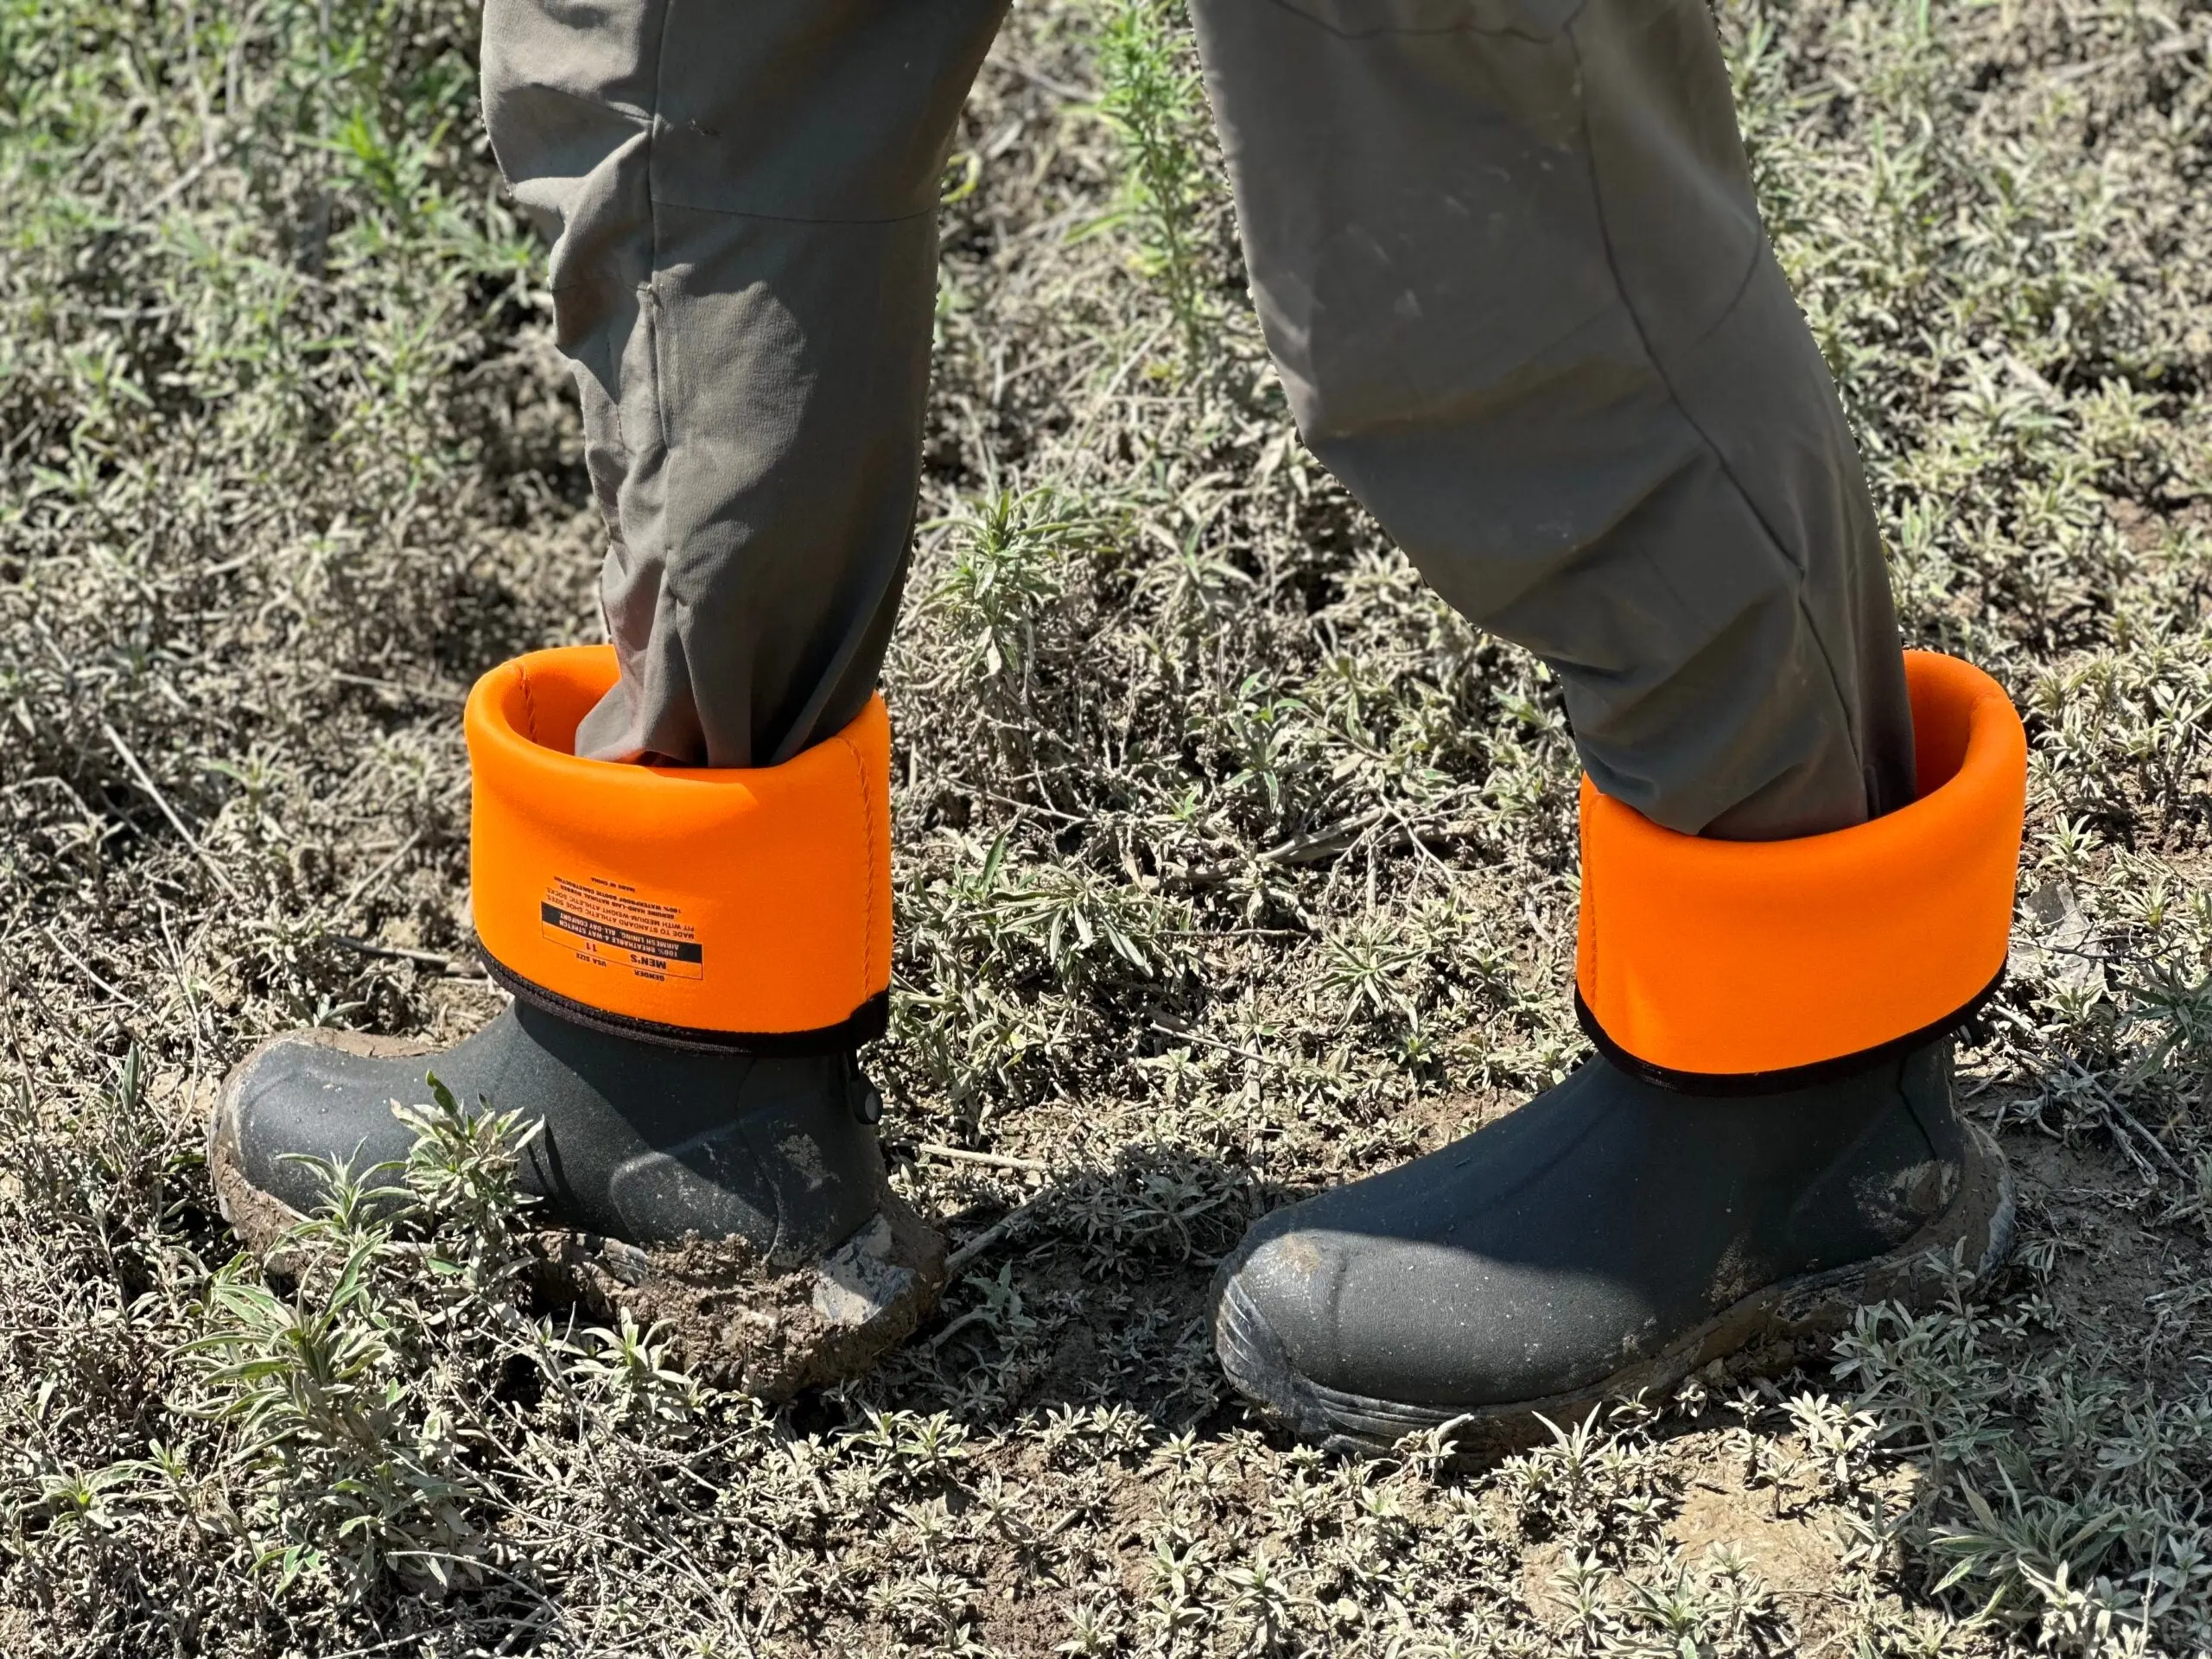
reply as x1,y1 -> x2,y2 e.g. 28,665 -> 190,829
208,0 -> 1013,1397
1196,0 -> 2024,1449
485,0 -> 1010,767
1192,0 -> 1912,841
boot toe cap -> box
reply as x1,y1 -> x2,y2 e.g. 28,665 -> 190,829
1215,1209 -> 1660,1423
214,1029 -> 434,1218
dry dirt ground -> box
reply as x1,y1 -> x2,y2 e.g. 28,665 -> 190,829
5,0 -> 2212,1654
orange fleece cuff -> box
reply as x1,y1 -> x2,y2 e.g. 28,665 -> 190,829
466,645 -> 892,1051
1575,651 -> 2027,1092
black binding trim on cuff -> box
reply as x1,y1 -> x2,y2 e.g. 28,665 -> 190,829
479,944 -> 889,1056
1574,965 -> 2006,1097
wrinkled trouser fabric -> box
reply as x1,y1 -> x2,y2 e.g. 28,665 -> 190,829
480,0 -> 1913,840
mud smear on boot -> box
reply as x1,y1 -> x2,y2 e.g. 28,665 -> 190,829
1849,1155 -> 1959,1235
204,1044 -> 949,1403
1215,1125 -> 2016,1464
527,1192 -> 948,1403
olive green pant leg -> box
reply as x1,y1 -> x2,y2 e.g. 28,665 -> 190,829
1190,0 -> 1914,837
484,0 -> 1911,838
481,0 -> 1010,767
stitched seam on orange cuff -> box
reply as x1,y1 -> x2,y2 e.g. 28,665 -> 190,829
1582,806 -> 1599,1000
842,731 -> 875,1003
515,659 -> 539,746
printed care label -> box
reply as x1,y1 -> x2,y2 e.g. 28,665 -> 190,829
540,875 -> 703,983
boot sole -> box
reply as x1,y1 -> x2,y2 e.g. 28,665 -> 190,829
205,1029 -> 945,1402
1212,1124 -> 2014,1461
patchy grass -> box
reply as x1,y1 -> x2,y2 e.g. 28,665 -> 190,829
3,0 -> 2210,1652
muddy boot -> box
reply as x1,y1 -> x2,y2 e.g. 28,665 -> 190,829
1213,1039 -> 2012,1455
208,645 -> 942,1398
1216,652 -> 2030,1454
209,1001 -> 944,1401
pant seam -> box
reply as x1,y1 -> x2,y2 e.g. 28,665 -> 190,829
1252,0 -> 1592,46
1563,22 -> 1867,822
644,0 -> 676,461
1677,239 -> 1765,359
648,193 -> 938,228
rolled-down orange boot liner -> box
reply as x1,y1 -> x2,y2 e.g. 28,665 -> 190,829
1576,651 -> 2027,1093
466,645 -> 891,1051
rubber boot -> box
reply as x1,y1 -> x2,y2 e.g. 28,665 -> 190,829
209,645 -> 943,1398
209,1001 -> 943,1400
1215,652 -> 2031,1454
1212,1037 -> 2012,1455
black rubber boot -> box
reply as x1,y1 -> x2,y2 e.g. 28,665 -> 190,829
207,1001 -> 945,1398
1212,1038 -> 2012,1456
